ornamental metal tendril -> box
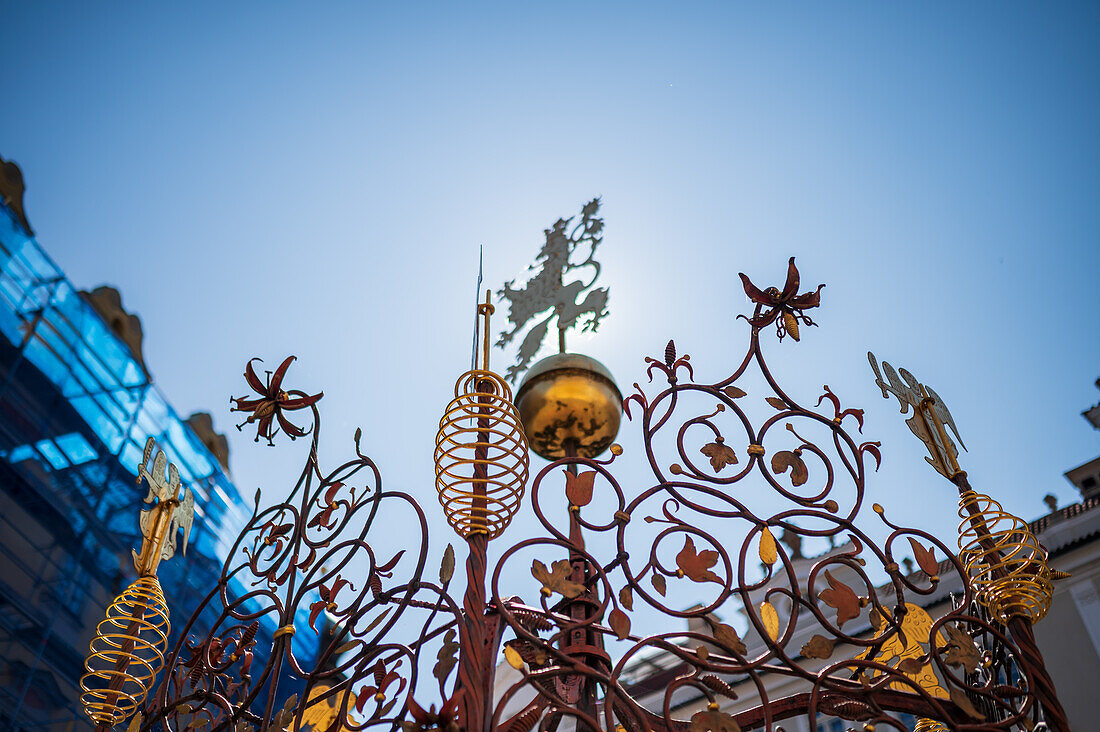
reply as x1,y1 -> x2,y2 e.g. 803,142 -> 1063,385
84,240 -> 1067,732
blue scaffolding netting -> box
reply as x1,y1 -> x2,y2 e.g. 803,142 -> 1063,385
0,201 -> 317,729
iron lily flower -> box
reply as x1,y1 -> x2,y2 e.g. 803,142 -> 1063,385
231,356 -> 323,445
738,256 -> 824,341
400,694 -> 461,732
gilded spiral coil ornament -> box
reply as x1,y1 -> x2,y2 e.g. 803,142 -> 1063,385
435,369 -> 529,539
80,575 -> 170,726
957,490 -> 1053,623
913,719 -> 948,732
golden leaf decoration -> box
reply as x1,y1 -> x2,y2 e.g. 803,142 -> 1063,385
765,397 -> 787,410
434,627 -> 460,681
695,645 -> 710,662
760,601 -> 780,641
723,386 -> 747,399
758,526 -> 778,566
504,644 -> 525,670
362,607 -> 392,636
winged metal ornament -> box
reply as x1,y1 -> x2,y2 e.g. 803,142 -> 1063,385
868,352 -> 966,479
132,437 -> 195,573
496,198 -> 609,382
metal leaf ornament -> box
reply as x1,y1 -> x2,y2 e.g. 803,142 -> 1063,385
531,559 -> 586,598
565,470 -> 596,507
801,634 -> 835,660
771,450 -> 808,486
817,569 -> 861,627
689,709 -> 742,732
908,537 -> 940,578
608,608 -> 631,640
711,622 -> 747,656
676,536 -> 722,584
942,622 -> 982,673
700,440 -> 738,472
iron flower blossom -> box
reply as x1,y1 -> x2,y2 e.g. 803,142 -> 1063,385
231,356 -> 323,445
738,256 -> 824,341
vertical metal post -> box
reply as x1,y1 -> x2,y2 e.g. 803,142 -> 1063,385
562,438 -> 604,732
458,294 -> 496,732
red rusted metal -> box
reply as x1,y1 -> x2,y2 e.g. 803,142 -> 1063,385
135,258 -> 1063,732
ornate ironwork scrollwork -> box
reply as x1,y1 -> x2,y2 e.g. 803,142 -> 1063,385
131,258 -> 1060,732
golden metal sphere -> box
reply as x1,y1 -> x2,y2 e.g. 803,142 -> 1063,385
514,353 -> 623,460
435,369 -> 529,539
80,575 -> 170,726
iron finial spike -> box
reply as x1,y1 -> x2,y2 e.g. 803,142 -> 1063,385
471,245 -> 484,371
868,354 -> 966,480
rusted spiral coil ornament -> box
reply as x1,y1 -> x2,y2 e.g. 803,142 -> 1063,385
80,575 -> 170,725
957,490 -> 1054,623
435,369 -> 529,539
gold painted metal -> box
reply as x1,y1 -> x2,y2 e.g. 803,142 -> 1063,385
868,355 -> 1057,614
291,683 -> 359,731
80,576 -> 169,726
514,352 -> 622,460
868,353 -> 965,480
854,602 -> 949,700
957,490 -> 1054,623
435,292 -> 530,539
80,438 -> 194,728
913,720 -> 948,732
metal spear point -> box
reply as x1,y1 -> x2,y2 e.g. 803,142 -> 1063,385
867,353 -> 1070,731
867,352 -> 967,480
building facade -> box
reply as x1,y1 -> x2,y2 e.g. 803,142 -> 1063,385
0,161 -> 317,729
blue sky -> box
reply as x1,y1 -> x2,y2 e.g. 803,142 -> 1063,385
3,3 -> 1099,636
